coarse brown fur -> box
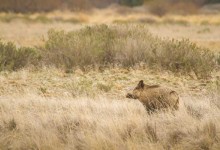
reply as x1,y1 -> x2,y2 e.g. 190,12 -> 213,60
126,80 -> 179,112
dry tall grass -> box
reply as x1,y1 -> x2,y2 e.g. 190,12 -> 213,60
0,64 -> 219,150
0,93 -> 219,150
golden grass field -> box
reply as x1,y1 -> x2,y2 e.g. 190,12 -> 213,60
0,6 -> 220,150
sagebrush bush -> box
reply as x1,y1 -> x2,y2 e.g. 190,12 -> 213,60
44,25 -> 117,68
0,41 -> 40,71
0,25 -> 217,78
154,39 -> 216,78
43,24 -> 217,78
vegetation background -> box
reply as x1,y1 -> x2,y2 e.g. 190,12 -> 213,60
0,0 -> 220,12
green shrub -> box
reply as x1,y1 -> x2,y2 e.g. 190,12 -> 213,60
44,25 -> 117,69
0,25 -> 217,77
43,25 -> 217,78
0,41 -> 40,71
153,39 -> 216,78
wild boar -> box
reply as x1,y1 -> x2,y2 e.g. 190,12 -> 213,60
126,80 -> 179,112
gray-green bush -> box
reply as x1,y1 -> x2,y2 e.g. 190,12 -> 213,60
44,25 -> 118,68
0,25 -> 217,78
43,24 -> 217,78
0,41 -> 40,71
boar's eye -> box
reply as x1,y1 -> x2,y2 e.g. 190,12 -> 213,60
126,93 -> 138,99
126,93 -> 133,98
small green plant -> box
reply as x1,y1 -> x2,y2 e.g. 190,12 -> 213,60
35,15 -> 52,23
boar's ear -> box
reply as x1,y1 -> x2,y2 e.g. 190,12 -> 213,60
137,80 -> 144,89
